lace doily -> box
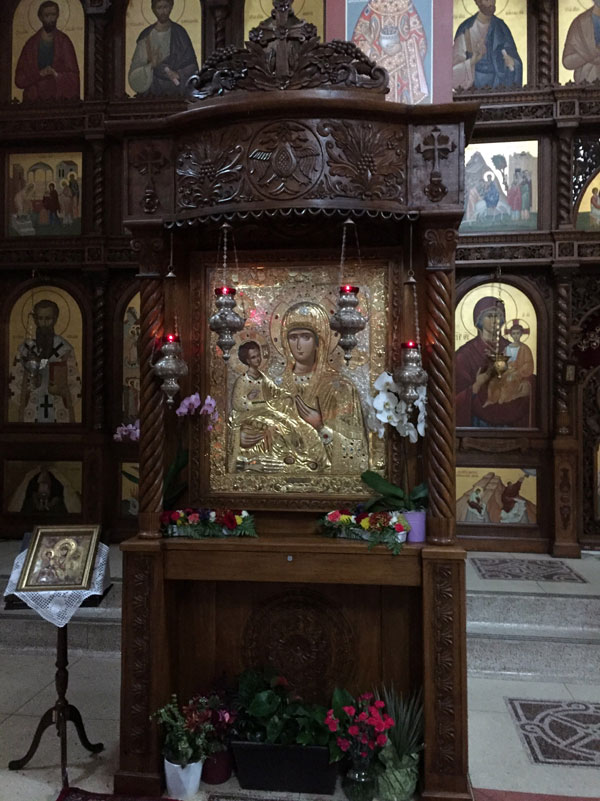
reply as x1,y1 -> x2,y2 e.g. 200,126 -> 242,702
4,543 -> 110,628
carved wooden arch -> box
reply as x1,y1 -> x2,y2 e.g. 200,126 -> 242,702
455,272 -> 552,435
1,274 -> 91,427
573,166 -> 600,220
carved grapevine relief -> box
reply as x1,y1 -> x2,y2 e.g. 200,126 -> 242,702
248,122 -> 323,199
176,129 -> 252,210
318,120 -> 406,202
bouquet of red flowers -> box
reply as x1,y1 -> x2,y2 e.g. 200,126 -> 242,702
325,691 -> 394,770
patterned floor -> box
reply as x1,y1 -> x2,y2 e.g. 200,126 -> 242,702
471,558 -> 587,583
506,698 -> 600,767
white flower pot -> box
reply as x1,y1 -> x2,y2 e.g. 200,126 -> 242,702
164,757 -> 203,800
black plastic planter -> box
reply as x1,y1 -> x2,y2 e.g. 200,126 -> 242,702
231,741 -> 338,794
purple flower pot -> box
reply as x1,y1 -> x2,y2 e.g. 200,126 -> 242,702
404,510 -> 426,543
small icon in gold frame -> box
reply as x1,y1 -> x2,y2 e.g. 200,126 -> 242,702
16,525 -> 100,592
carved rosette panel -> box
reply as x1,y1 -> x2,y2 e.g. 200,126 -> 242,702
423,229 -> 457,540
242,590 -> 356,700
429,563 -> 461,775
125,555 -> 153,755
558,133 -> 574,227
247,122 -> 323,199
456,243 -> 554,262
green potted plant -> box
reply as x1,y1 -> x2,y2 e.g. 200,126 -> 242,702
152,694 -> 214,800
361,470 -> 428,543
374,686 -> 424,801
230,667 -> 339,794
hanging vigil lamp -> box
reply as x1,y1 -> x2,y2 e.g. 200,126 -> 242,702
208,224 -> 245,361
393,224 -> 428,410
329,220 -> 367,362
152,332 -> 189,406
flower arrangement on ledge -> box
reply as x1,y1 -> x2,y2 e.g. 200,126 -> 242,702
320,508 -> 409,555
161,508 -> 257,539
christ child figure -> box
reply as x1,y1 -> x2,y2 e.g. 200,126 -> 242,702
484,320 -> 534,406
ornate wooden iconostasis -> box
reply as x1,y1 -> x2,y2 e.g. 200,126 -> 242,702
110,1 -> 477,798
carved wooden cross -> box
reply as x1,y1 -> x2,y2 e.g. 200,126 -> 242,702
416,127 -> 456,175
416,126 -> 456,203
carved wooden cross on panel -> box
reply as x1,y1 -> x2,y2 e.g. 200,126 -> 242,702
416,126 -> 456,203
131,146 -> 168,215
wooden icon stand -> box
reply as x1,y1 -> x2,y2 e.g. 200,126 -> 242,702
8,623 -> 104,787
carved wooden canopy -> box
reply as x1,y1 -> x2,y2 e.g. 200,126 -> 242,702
113,0 -> 478,227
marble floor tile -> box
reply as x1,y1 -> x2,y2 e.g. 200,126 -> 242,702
565,682 -> 600,701
0,650 -> 59,714
468,677 -> 572,714
17,654 -> 121,721
469,709 -> 600,796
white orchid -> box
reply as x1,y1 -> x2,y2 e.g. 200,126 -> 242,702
373,390 -> 400,426
368,371 -> 427,439
374,371 -> 399,393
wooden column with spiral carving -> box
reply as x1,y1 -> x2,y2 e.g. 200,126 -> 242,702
422,224 -> 459,545
535,0 -> 553,86
552,271 -> 580,557
557,127 -> 576,229
131,229 -> 166,539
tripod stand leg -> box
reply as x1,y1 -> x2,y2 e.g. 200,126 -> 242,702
8,708 -> 54,770
66,704 -> 104,753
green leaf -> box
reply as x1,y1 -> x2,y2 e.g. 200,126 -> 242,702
361,471 -> 408,499
248,689 -> 281,718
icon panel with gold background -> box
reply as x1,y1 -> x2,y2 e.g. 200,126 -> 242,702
455,282 -> 537,429
8,285 -> 83,424
197,262 -> 386,498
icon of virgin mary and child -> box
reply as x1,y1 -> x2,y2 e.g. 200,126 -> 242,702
227,302 -> 368,474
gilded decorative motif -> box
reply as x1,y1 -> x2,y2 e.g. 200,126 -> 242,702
193,262 -> 387,499
242,589 -> 355,700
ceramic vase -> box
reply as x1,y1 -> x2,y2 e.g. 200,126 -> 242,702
341,765 -> 376,801
201,748 -> 233,784
164,757 -> 203,800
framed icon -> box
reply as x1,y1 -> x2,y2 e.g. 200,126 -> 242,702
16,524 -> 100,591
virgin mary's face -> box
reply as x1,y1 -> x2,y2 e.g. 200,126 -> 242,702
287,328 -> 317,367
